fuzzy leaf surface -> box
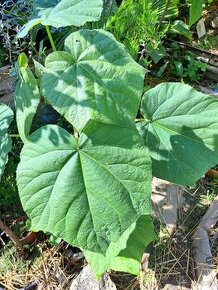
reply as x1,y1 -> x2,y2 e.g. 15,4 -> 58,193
138,82 -> 218,186
17,123 -> 151,253
17,0 -> 103,38
84,215 -> 156,277
0,105 -> 13,180
41,29 -> 146,131
15,67 -> 40,142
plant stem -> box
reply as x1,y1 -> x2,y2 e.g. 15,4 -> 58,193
45,25 -> 56,52
9,134 -> 20,138
135,118 -> 150,124
157,0 -> 171,31
0,219 -> 24,256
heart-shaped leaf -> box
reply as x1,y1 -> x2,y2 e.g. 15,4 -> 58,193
0,104 -> 13,180
17,122 -> 151,253
84,215 -> 156,277
15,66 -> 40,142
41,29 -> 146,131
17,0 -> 103,38
138,82 -> 218,186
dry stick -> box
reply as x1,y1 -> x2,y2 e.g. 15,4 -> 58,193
0,219 -> 24,255
192,196 -> 218,289
165,39 -> 218,60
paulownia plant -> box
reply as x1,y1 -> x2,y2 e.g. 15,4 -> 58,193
1,0 -> 218,279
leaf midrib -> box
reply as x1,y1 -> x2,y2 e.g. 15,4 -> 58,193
80,149 -> 137,215
153,121 -> 208,146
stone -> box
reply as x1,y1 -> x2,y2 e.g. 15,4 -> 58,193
211,16 -> 218,28
151,177 -> 185,234
70,265 -> 117,290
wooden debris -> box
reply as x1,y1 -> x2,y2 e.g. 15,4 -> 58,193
0,219 -> 24,256
211,16 -> 218,28
196,56 -> 218,68
192,196 -> 218,290
204,64 -> 218,81
152,177 -> 185,234
196,85 -> 218,99
197,20 -> 206,39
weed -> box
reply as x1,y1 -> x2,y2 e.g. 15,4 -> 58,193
0,156 -> 19,206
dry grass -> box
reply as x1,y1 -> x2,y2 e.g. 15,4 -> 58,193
0,242 -> 84,290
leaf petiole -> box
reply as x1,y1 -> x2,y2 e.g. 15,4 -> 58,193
45,25 -> 56,52
9,134 -> 20,138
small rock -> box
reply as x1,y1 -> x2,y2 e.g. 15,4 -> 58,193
70,265 -> 117,290
211,16 -> 218,28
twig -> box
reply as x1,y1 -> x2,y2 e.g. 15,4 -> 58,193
192,196 -> 218,289
165,39 -> 218,59
0,219 -> 24,256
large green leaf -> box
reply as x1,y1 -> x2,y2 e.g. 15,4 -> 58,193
188,0 -> 204,27
17,122 -> 152,253
15,67 -> 40,142
0,105 -> 13,180
17,0 -> 103,38
41,29 -> 146,131
84,215 -> 156,277
138,82 -> 218,186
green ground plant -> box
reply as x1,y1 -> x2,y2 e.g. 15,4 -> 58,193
107,0 -> 178,61
153,42 -> 208,82
0,156 -> 19,206
0,0 -> 33,63
1,0 -> 218,279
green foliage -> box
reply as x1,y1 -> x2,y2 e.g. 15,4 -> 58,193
153,42 -> 208,82
196,34 -> 218,51
186,0 -> 214,27
84,215 -> 156,277
17,0 -> 104,38
14,26 -> 218,274
1,0 -> 218,278
0,157 -> 19,206
188,0 -> 204,27
106,0 -> 197,64
18,52 -> 29,68
0,104 -> 14,180
15,58 -> 40,142
178,55 -> 208,82
137,82 -> 218,186
49,234 -> 62,246
41,29 -> 146,131
107,0 -> 167,59
17,122 -> 152,254
0,0 -> 33,63
171,20 -> 192,39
